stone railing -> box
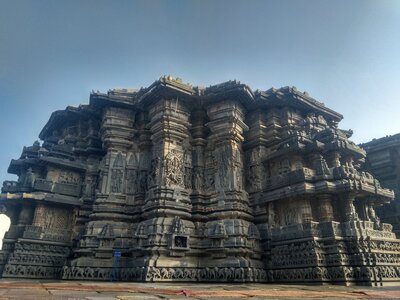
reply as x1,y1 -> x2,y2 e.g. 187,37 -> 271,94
53,182 -> 81,197
1,181 -> 19,193
42,228 -> 72,243
268,220 -> 399,243
23,225 -> 43,239
34,179 -> 53,192
23,225 -> 72,243
34,179 -> 81,197
271,221 -> 320,242
3,225 -> 25,240
263,168 -> 320,191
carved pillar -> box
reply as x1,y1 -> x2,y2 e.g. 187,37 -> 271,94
343,194 -> 358,221
315,194 -> 334,222
86,106 -> 135,258
141,98 -> 194,265
147,98 -> 192,199
99,107 -> 135,196
311,153 -> 330,176
5,207 -> 19,226
206,100 -> 248,203
203,100 -> 263,269
32,204 -> 46,227
299,198 -> 313,223
244,110 -> 268,195
17,204 -> 34,226
328,152 -> 341,168
190,108 -> 209,193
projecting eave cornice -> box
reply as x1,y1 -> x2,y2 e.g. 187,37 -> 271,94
202,80 -> 255,109
360,133 -> 400,153
255,87 -> 343,122
8,158 -> 39,175
39,105 -> 98,140
89,92 -> 137,110
137,76 -> 199,107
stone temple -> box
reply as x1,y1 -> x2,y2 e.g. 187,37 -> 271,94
361,134 -> 400,237
0,76 -> 399,285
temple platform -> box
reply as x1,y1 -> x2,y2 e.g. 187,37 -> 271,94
0,279 -> 399,299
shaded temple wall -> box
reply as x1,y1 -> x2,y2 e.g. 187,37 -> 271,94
361,133 -> 400,236
0,76 -> 399,286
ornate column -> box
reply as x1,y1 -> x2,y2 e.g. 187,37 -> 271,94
203,100 -> 263,273
342,194 -> 358,222
327,152 -> 341,168
206,100 -> 248,205
190,108 -> 209,194
137,98 -> 195,273
147,98 -> 192,205
298,198 -> 313,223
17,205 -> 34,227
315,194 -> 334,222
88,106 -> 135,260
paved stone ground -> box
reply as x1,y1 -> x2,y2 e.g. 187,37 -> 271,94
0,280 -> 399,299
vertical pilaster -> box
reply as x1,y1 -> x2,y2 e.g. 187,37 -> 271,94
137,98 -> 196,272
85,106 -> 135,261
203,100 -> 262,272
206,100 -> 248,204
315,194 -> 334,222
343,194 -> 358,222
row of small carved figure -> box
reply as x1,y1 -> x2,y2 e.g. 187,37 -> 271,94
271,240 -> 400,256
272,250 -> 400,268
145,266 -> 267,281
7,253 -> 66,266
271,241 -> 320,255
14,242 -> 70,255
272,266 -> 400,281
4,264 -> 400,282
62,266 -> 268,281
374,253 -> 400,264
2,264 -> 61,278
271,248 -> 318,260
375,241 -> 400,251
272,257 -> 317,267
324,253 -> 369,266
365,229 -> 395,239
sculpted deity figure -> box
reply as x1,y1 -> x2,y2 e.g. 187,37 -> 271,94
126,169 -> 138,194
368,203 -> 381,229
111,169 -> 123,193
192,167 -> 204,191
24,168 -> 35,188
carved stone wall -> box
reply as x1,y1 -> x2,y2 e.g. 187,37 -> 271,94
0,77 -> 398,286
361,133 -> 400,237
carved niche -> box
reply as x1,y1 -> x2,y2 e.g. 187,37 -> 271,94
110,152 -> 124,193
169,216 -> 189,253
126,153 -> 139,195
164,150 -> 185,187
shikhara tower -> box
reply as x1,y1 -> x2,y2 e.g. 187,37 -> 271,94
0,76 -> 399,285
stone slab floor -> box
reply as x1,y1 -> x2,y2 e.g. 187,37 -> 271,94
0,280 -> 399,300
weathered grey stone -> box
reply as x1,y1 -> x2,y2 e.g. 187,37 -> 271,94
361,133 -> 400,236
0,76 -> 398,286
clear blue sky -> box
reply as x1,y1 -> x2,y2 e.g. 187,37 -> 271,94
0,0 -> 399,185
